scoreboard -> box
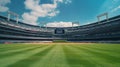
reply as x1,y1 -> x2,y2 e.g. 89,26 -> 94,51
54,28 -> 65,34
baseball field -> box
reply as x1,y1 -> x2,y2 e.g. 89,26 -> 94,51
0,43 -> 120,67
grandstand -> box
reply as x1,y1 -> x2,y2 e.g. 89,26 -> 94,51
0,12 -> 120,43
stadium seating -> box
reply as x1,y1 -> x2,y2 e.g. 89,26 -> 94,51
0,15 -> 120,43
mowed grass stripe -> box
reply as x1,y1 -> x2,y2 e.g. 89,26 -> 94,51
7,45 -> 55,67
0,45 -> 48,67
0,45 -> 34,52
71,45 -> 120,67
71,44 -> 120,57
31,45 -> 69,67
80,44 -> 120,54
0,43 -> 120,67
0,43 -> 32,48
68,45 -> 115,67
0,46 -> 24,51
0,44 -> 44,54
63,45 -> 95,67
72,45 -> 120,63
0,45 -> 46,59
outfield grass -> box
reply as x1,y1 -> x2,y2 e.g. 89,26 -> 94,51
0,43 -> 120,67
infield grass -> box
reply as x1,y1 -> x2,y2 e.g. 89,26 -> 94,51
0,43 -> 120,67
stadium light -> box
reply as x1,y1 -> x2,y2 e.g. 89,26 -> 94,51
97,12 -> 109,22
72,22 -> 74,31
72,21 -> 79,31
45,25 -> 48,31
7,11 -> 19,23
7,13 -> 10,21
72,22 -> 80,27
39,22 -> 47,31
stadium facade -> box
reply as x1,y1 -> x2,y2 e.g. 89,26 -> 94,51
0,13 -> 120,43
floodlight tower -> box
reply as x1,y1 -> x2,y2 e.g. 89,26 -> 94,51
43,22 -> 48,31
45,24 -> 48,31
7,11 -> 19,23
72,22 -> 74,31
72,21 -> 80,31
72,22 -> 80,27
97,12 -> 109,22
39,22 -> 44,31
39,22 -> 48,32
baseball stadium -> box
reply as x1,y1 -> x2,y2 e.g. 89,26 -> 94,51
0,0 -> 120,67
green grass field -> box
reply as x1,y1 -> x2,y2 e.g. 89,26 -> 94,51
0,43 -> 120,67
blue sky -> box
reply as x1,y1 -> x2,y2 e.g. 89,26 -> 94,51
0,0 -> 120,27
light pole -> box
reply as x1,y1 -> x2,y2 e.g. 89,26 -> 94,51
7,11 -> 19,23
97,12 -> 109,22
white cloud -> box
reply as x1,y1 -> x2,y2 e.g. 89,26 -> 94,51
64,0 -> 72,4
113,0 -> 119,2
22,13 -> 38,25
111,5 -> 120,12
0,0 -> 11,12
22,0 -> 72,25
45,21 -> 79,27
109,0 -> 120,13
